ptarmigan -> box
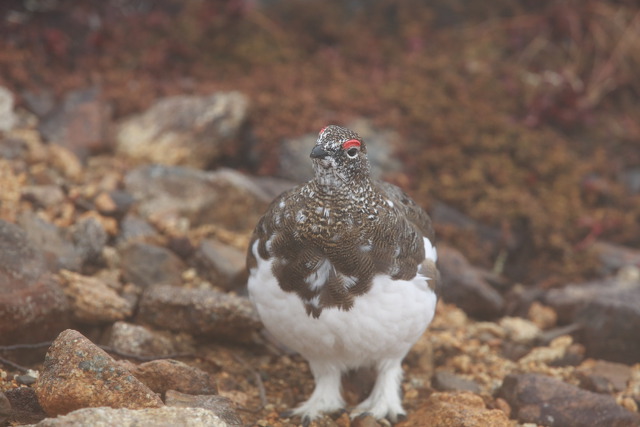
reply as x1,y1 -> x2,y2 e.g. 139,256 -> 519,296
247,125 -> 439,424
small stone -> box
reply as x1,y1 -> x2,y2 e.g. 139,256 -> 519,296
437,245 -> 505,319
432,370 -> 481,393
527,301 -> 557,330
498,373 -> 640,427
117,214 -> 159,245
32,406 -> 228,427
165,390 -> 242,426
34,329 -> 163,416
577,360 -> 633,394
591,241 -> 640,276
57,270 -> 134,324
21,185 -> 65,208
4,387 -> 47,424
120,242 -> 186,288
193,239 -> 247,290
70,216 -> 108,264
499,317 -> 541,344
15,374 -> 37,386
402,391 -> 510,427
350,413 -> 381,427
131,359 -> 217,397
94,191 -> 118,215
116,92 -> 248,168
137,285 -> 260,343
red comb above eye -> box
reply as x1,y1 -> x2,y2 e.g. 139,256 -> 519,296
342,139 -> 361,150
319,126 -> 328,135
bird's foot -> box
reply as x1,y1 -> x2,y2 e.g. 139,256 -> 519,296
351,397 -> 406,423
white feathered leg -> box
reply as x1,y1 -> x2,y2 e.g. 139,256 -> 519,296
291,361 -> 345,423
351,358 -> 405,422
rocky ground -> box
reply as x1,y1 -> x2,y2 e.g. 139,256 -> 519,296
1,1 -> 640,426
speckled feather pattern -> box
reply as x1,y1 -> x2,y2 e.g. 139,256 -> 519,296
247,126 -> 437,317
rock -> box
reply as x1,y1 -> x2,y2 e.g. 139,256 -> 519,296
350,413 -> 381,427
432,370 -> 481,393
57,270 -> 134,324
124,165 -> 270,232
277,119 -> 403,183
591,241 -> 640,276
0,220 -> 70,345
130,359 -> 217,397
4,387 -> 47,425
402,391 -> 510,427
437,245 -> 505,319
0,86 -> 18,131
32,406 -> 228,427
116,92 -> 248,168
70,216 -> 108,264
497,373 -> 640,427
34,329 -> 163,416
18,212 -> 83,272
0,392 -> 10,425
117,214 -> 159,245
499,317 -> 541,344
137,285 -> 260,343
107,321 -> 194,358
193,239 -> 247,290
38,86 -> 112,159
165,391 -> 241,425
527,301 -> 557,330
120,242 -> 186,288
21,185 -> 65,208
545,275 -> 640,363
577,360 -> 633,394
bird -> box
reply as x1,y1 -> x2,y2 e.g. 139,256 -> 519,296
246,124 -> 439,424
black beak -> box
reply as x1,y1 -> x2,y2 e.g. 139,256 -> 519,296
310,145 -> 329,159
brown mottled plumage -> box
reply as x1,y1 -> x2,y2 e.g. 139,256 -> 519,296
247,125 -> 438,318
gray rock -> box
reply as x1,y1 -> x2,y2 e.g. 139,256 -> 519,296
33,406 -> 228,427
107,321 -> 194,358
124,165 -> 270,232
193,239 -> 247,290
0,392 -> 10,425
165,390 -> 242,426
0,219 -> 70,345
117,214 -> 159,245
18,212 -> 83,272
277,118 -> 402,182
432,370 -> 481,393
498,373 -> 640,427
591,241 -> 640,276
38,86 -> 112,159
120,242 -> 186,288
116,92 -> 248,168
130,359 -> 217,397
437,245 -> 505,319
70,216 -> 108,264
137,285 -> 260,343
34,329 -> 163,416
577,360 -> 633,394
0,86 -> 18,131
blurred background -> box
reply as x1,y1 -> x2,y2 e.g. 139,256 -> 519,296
2,2 -> 640,424
1,0 -> 639,287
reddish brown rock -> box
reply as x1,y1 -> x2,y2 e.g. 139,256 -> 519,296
130,359 -> 217,397
34,329 -> 163,416
400,391 -> 510,427
4,387 -> 47,425
498,373 -> 640,427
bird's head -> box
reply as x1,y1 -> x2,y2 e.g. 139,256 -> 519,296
310,125 -> 370,187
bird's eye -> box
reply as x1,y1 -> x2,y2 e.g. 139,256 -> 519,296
342,139 -> 361,159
